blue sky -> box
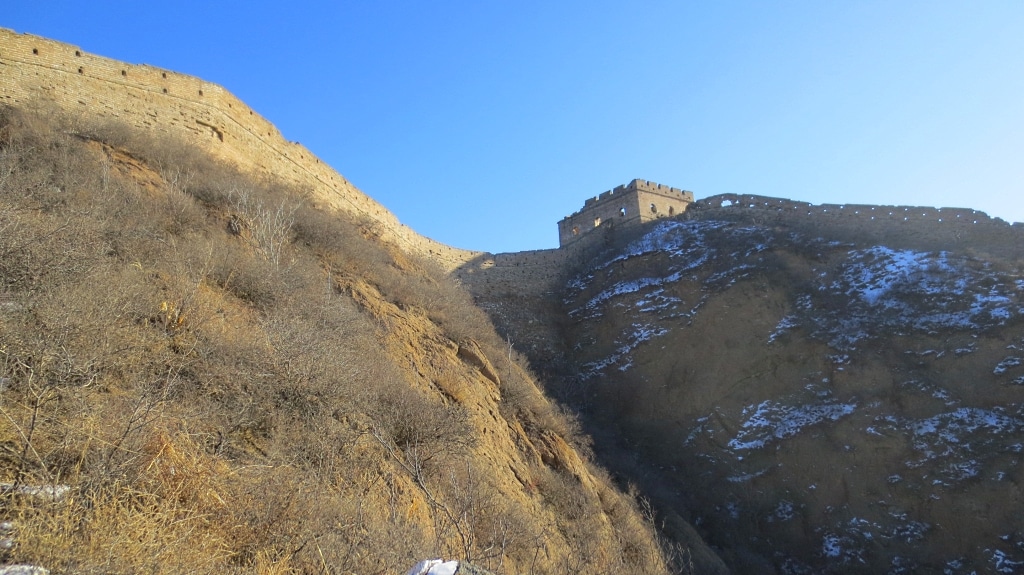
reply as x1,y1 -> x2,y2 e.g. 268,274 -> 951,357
6,2 -> 1023,253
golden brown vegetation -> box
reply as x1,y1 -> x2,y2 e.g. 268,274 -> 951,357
0,106 -> 676,574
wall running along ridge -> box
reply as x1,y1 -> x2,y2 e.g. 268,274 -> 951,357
0,28 -> 481,273
3,29 -> 1019,298
461,191 -> 1024,298
689,193 -> 1024,260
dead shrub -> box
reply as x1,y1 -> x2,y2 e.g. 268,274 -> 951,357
370,380 -> 474,480
205,241 -> 282,309
228,187 -> 298,267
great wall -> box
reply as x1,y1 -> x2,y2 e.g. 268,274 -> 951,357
2,28 -> 1021,300
0,28 -> 480,272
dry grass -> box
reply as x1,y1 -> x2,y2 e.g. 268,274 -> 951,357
0,106 -> 673,574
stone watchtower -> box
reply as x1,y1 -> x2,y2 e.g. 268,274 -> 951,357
557,179 -> 694,247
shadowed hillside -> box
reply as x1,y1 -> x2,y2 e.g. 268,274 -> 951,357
486,201 -> 1024,574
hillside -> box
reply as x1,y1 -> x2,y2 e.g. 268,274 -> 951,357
492,200 -> 1024,574
0,103 -> 697,573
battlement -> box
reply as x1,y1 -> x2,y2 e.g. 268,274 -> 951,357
582,179 -> 689,208
558,179 -> 694,247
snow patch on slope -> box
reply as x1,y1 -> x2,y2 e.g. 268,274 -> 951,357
809,247 -> 1021,350
728,400 -> 857,451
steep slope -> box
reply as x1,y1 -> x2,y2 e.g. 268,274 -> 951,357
551,203 -> 1024,573
0,107 -> 674,574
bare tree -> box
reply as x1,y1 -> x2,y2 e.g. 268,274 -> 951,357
229,188 -> 298,267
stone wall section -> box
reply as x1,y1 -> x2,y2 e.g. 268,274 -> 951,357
455,247 -> 574,297
0,28 -> 481,272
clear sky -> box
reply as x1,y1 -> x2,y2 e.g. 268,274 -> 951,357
6,2 -> 1023,253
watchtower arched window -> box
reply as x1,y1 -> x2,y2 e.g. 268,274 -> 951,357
619,207 -> 626,217
572,226 -> 579,236
668,206 -> 675,216
594,217 -> 601,227
650,203 -> 657,214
